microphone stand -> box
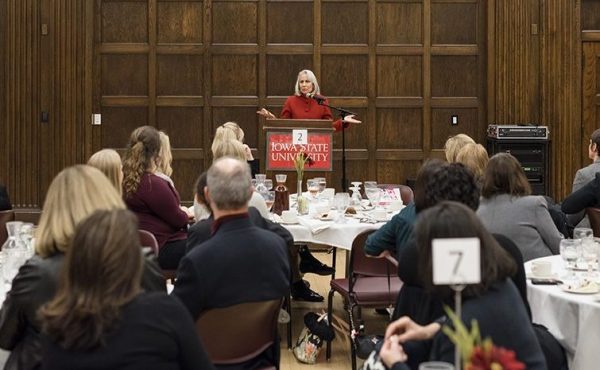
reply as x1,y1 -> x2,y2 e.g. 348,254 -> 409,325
316,99 -> 355,192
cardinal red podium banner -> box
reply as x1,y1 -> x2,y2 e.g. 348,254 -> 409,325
266,131 -> 333,171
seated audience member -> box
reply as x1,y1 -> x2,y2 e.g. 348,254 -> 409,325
40,209 -> 214,370
562,172 -> 600,217
211,121 -> 259,176
210,139 -> 269,218
122,126 -> 190,270
477,153 -> 562,261
174,157 -> 290,318
87,149 -> 123,195
564,128 -> 600,228
155,131 -> 175,187
364,159 -> 444,259
187,171 -> 322,302
379,202 -> 547,370
0,181 -> 11,210
0,165 -> 164,370
455,143 -> 488,186
443,133 -> 475,163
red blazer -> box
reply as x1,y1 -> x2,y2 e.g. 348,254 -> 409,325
280,95 -> 345,131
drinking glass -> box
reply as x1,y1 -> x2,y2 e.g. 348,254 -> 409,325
364,181 -> 377,189
560,239 -> 581,277
582,239 -> 598,277
351,181 -> 362,188
264,179 -> 273,190
315,177 -> 327,194
333,193 -> 350,223
574,227 -> 594,241
261,191 -> 275,211
365,187 -> 381,208
307,179 -> 320,199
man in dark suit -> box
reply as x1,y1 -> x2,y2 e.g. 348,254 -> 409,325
173,157 -> 290,318
186,171 -> 324,302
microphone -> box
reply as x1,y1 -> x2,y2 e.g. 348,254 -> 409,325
310,94 -> 326,104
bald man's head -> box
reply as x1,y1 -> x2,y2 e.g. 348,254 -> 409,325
206,157 -> 252,211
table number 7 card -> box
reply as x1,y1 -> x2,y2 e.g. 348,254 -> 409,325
432,238 -> 481,285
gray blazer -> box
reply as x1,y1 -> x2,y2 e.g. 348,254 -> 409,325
477,194 -> 563,261
569,160 -> 600,228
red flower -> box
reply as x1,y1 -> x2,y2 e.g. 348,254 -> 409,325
466,343 -> 525,370
306,156 -> 315,167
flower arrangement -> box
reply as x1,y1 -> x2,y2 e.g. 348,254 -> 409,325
293,151 -> 314,182
442,307 -> 525,370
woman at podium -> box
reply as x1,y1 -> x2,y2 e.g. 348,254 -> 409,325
257,69 -> 361,130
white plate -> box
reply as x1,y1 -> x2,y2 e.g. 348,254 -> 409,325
280,220 -> 299,225
559,281 -> 600,294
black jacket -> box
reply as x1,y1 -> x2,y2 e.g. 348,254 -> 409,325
0,253 -> 164,370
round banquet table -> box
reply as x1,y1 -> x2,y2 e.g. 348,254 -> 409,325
525,255 -> 600,370
280,214 -> 388,251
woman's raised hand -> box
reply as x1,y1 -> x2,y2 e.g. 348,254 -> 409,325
256,108 -> 276,119
384,316 -> 440,343
342,114 -> 361,125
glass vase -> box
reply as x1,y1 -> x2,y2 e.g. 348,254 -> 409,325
297,178 -> 308,215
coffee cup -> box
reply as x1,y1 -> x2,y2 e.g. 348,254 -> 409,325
371,209 -> 387,222
531,260 -> 552,277
281,210 -> 298,224
387,199 -> 403,212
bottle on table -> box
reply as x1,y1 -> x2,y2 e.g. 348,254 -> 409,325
272,174 -> 289,216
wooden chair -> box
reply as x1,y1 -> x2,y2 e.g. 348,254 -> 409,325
196,298 -> 282,369
326,230 -> 403,370
0,210 -> 15,249
586,207 -> 600,236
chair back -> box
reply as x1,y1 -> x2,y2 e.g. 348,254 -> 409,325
196,299 -> 282,365
138,229 -> 159,256
377,184 -> 414,204
349,230 -> 394,278
0,210 -> 15,248
587,207 -> 600,237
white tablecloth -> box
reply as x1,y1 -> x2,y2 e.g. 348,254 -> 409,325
280,215 -> 386,251
525,255 -> 600,370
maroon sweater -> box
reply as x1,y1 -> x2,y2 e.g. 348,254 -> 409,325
125,173 -> 188,248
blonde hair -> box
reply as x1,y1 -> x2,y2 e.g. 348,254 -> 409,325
294,69 -> 320,96
35,165 -> 125,258
122,126 -> 161,196
211,122 -> 245,159
212,140 -> 246,162
156,131 -> 173,177
87,149 -> 123,195
444,134 -> 476,163
456,143 -> 489,180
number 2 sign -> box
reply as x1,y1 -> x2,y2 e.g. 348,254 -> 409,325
432,238 -> 481,285
292,129 -> 308,145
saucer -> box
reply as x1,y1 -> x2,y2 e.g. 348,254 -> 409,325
318,214 -> 335,221
527,272 -> 557,280
280,220 -> 299,225
559,281 -> 600,294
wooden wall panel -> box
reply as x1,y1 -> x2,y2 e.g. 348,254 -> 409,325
541,0 -> 581,198
490,0 -> 541,124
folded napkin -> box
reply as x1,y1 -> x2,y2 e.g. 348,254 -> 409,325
298,217 -> 332,234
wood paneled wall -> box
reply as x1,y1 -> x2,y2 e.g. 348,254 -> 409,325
0,0 -> 92,208
0,0 -> 589,207
91,0 -> 487,204
489,0 -> 581,199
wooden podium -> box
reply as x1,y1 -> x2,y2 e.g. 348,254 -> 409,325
259,118 -> 334,181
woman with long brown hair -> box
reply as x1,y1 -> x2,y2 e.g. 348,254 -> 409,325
122,126 -> 191,269
40,209 -> 214,369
